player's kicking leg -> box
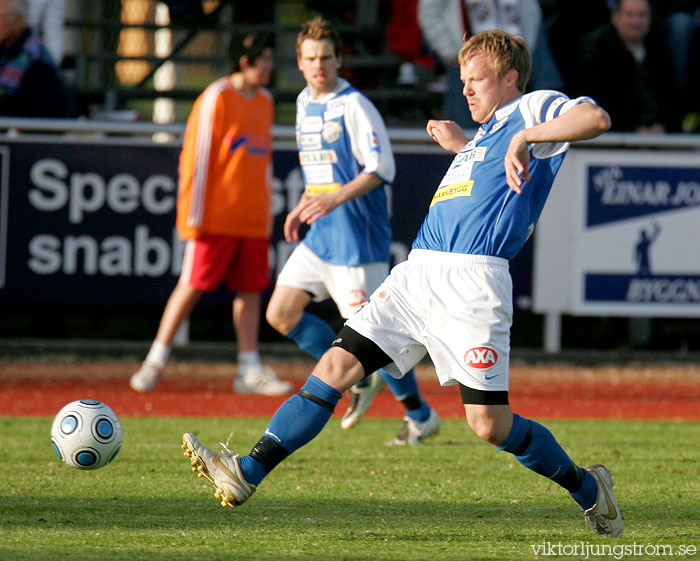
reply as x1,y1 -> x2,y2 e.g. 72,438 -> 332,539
181,332 -> 387,508
464,393 -> 622,537
280,308 -> 438,441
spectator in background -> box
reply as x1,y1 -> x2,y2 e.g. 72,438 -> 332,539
386,0 -> 438,87
541,0 -> 611,96
130,32 -> 293,397
648,0 -> 699,90
686,22 -> 700,130
578,0 -> 684,133
418,0 -> 562,129
0,0 -> 65,117
27,0 -> 64,66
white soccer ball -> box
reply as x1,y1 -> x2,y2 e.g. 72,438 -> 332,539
50,399 -> 123,470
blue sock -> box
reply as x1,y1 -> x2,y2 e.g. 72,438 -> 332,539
380,369 -> 430,422
404,401 -> 431,423
380,368 -> 418,400
238,375 -> 342,485
571,471 -> 599,510
497,414 -> 598,509
237,453 -> 268,486
286,313 -> 337,360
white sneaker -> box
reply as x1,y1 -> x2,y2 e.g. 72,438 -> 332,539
340,371 -> 385,430
182,433 -> 255,508
129,361 -> 163,392
397,62 -> 417,86
386,408 -> 440,446
584,464 -> 623,537
234,364 -> 293,396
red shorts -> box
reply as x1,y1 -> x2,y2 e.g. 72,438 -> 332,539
179,235 -> 270,292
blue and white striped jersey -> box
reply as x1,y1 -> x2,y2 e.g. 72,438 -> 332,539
413,90 -> 595,259
296,78 -> 395,266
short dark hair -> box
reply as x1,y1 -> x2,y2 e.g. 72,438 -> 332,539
610,0 -> 650,15
228,32 -> 273,72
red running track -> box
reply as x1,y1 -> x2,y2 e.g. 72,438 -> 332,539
2,374 -> 699,420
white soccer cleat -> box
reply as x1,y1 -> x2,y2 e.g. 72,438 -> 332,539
340,371 -> 385,430
583,464 -> 623,537
129,361 -> 163,392
182,432 -> 256,508
386,407 -> 440,446
234,364 -> 293,396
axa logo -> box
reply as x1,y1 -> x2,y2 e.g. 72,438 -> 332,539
464,346 -> 498,370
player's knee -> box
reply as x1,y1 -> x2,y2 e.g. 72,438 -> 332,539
265,305 -> 294,335
468,417 -> 500,444
466,413 -> 508,446
332,325 -> 392,377
313,347 -> 364,392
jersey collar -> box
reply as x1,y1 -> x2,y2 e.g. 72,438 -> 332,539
308,78 -> 351,104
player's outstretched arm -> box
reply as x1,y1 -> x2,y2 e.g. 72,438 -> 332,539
504,102 -> 611,193
426,119 -> 469,154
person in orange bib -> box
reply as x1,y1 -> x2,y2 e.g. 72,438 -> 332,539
130,31 -> 292,397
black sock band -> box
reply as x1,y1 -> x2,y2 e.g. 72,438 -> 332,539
555,463 -> 586,492
459,383 -> 509,405
299,389 -> 336,413
512,421 -> 533,456
249,436 -> 290,474
401,392 -> 422,411
333,325 -> 392,377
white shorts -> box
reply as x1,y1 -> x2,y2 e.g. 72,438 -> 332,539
276,243 -> 389,319
345,249 -> 512,391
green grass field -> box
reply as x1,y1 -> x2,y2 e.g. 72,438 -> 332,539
2,417 -> 699,561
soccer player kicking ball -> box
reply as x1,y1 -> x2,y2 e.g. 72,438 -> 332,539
182,29 -> 622,538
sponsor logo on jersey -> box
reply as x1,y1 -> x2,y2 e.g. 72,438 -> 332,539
303,164 -> 333,185
226,133 -> 269,156
322,120 -> 343,143
299,150 -> 338,165
368,132 -> 380,153
306,183 -> 342,195
324,105 -> 344,121
454,147 -> 487,165
229,134 -> 247,152
454,151 -> 469,164
348,289 -> 367,308
464,346 -> 498,370
430,180 -> 474,206
300,134 -> 322,150
300,116 -> 323,133
472,147 -> 487,161
327,97 -> 345,110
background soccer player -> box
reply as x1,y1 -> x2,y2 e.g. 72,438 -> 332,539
264,16 -> 439,444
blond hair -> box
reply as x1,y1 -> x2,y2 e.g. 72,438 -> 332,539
458,30 -> 531,92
